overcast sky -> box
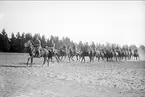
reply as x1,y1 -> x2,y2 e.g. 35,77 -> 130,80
0,1 -> 145,46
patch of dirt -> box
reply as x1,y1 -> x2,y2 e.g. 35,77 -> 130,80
0,53 -> 145,97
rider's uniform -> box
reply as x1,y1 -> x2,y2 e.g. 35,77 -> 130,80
49,40 -> 55,52
72,44 -> 77,53
90,43 -> 95,51
62,44 -> 67,51
84,44 -> 88,52
33,38 -> 41,57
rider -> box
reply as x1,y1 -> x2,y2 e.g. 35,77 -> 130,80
72,43 -> 77,53
49,40 -> 55,52
80,46 -> 84,52
33,35 -> 41,57
84,43 -> 88,52
62,44 -> 67,52
90,42 -> 96,51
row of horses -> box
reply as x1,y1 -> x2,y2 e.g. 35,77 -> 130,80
24,40 -> 140,66
58,48 -> 139,62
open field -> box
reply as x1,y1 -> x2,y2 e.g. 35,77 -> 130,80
0,53 -> 145,97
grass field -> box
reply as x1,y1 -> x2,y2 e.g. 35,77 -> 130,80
0,53 -> 145,97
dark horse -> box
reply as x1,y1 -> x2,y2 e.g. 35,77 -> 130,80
24,40 -> 50,66
103,50 -> 113,61
132,50 -> 140,60
79,49 -> 95,62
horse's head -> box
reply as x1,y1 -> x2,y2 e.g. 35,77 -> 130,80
24,40 -> 35,51
24,40 -> 31,48
25,40 -> 34,47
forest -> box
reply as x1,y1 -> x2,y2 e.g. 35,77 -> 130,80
0,29 -> 145,53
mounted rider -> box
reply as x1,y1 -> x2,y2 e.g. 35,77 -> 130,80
72,43 -> 77,53
80,46 -> 84,52
32,35 -> 41,57
84,42 -> 89,52
49,40 -> 55,52
90,42 -> 96,52
62,44 -> 67,52
133,49 -> 138,55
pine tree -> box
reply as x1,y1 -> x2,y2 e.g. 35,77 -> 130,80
1,29 -> 10,52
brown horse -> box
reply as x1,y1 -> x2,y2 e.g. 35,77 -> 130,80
24,40 -> 50,66
67,48 -> 80,62
56,48 -> 68,61
45,46 -> 60,63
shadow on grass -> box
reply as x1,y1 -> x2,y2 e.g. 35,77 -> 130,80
0,65 -> 28,68
0,62 -> 41,68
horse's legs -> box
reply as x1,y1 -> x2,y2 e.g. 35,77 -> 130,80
30,57 -> 33,66
98,57 -> 100,62
58,55 -> 61,61
71,56 -> 74,61
51,57 -> 53,62
27,57 -> 30,66
61,56 -> 63,60
136,56 -> 137,60
42,57 -> 47,66
81,57 -> 83,62
82,57 -> 84,62
89,56 -> 91,62
115,56 -> 117,61
76,55 -> 78,62
47,58 -> 49,66
92,56 -> 94,62
107,57 -> 108,61
55,55 -> 59,63
84,57 -> 86,62
68,55 -> 71,62
78,56 -> 80,62
91,56 -> 94,62
81,56 -> 85,62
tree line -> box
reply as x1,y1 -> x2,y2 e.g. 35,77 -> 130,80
0,29 -> 145,53
0,29 -> 77,52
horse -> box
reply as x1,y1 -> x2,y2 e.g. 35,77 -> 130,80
132,50 -> 140,60
55,48 -> 68,61
116,50 -> 124,61
24,40 -> 50,66
112,50 -> 119,61
88,49 -> 96,62
67,48 -> 80,62
95,50 -> 102,62
79,49 -> 94,62
45,46 -> 60,63
128,50 -> 133,60
96,49 -> 106,62
103,50 -> 113,61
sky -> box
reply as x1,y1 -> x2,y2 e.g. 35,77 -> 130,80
0,1 -> 145,47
